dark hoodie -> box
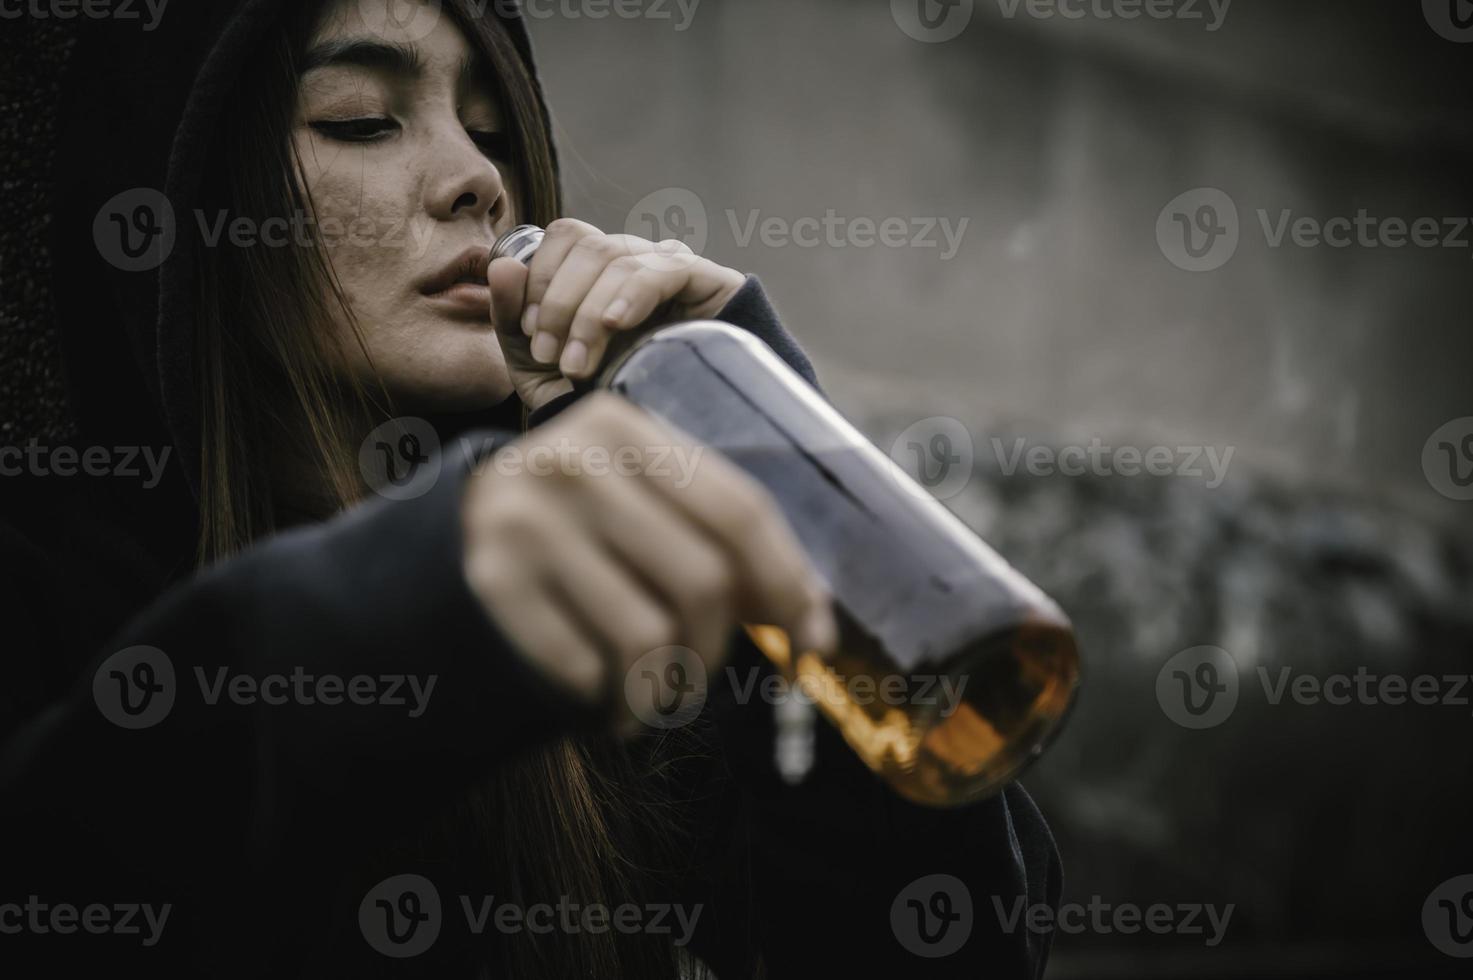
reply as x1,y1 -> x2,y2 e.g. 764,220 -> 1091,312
0,2 -> 1062,976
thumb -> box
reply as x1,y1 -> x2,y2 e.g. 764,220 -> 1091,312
488,256 -> 528,336
488,254 -> 571,413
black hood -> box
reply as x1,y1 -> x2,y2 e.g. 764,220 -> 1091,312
46,0 -> 556,508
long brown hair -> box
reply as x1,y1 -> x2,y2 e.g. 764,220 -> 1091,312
192,3 -> 692,976
194,0 -> 560,563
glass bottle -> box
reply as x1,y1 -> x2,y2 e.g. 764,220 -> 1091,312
493,225 -> 1080,807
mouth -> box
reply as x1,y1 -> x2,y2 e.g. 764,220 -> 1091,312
417,246 -> 493,316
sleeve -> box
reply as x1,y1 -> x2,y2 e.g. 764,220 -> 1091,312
704,274 -> 818,387
0,431 -> 602,969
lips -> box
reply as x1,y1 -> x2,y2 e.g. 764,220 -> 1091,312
418,246 -> 493,298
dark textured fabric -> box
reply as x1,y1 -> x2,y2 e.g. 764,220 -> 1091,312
0,2 -> 1062,976
0,21 -> 76,445
0,429 -> 600,974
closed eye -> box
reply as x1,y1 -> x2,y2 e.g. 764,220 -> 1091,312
468,129 -> 512,160
309,117 -> 401,143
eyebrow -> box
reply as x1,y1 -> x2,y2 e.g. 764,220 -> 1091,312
302,37 -> 423,76
301,36 -> 483,84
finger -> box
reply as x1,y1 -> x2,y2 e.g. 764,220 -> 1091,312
658,462 -> 834,658
533,234 -> 659,367
530,234 -> 622,365
521,218 -> 603,339
577,467 -> 736,670
535,517 -> 683,677
591,399 -> 837,656
564,254 -> 743,380
464,549 -> 607,703
560,255 -> 650,380
601,256 -> 742,333
488,256 -> 528,336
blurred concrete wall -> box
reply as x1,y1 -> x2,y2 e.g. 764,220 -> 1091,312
527,0 -> 1471,525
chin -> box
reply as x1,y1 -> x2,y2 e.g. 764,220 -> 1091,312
374,337 -> 513,414
391,373 -> 513,415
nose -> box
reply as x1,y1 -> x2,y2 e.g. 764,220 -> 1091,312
421,127 -> 508,227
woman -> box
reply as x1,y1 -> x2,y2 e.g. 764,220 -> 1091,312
0,1 -> 1061,976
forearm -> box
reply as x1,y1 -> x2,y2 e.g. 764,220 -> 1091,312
0,432 -> 597,906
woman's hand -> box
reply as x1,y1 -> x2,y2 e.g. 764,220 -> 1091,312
461,392 -> 837,727
488,219 -> 746,413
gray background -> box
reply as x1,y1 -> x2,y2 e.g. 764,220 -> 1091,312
533,0 -> 1470,524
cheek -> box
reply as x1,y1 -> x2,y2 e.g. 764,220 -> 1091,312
293,137 -> 418,328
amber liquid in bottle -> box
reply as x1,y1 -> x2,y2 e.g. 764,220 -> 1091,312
743,612 -> 1075,807
493,225 -> 1080,807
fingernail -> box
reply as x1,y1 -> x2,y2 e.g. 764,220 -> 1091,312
603,298 -> 629,325
531,330 -> 560,364
522,304 -> 539,337
796,600 -> 838,657
560,339 -> 588,377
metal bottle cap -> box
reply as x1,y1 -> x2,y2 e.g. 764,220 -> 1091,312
492,224 -> 546,266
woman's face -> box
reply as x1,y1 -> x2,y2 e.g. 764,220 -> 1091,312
294,0 -> 519,411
